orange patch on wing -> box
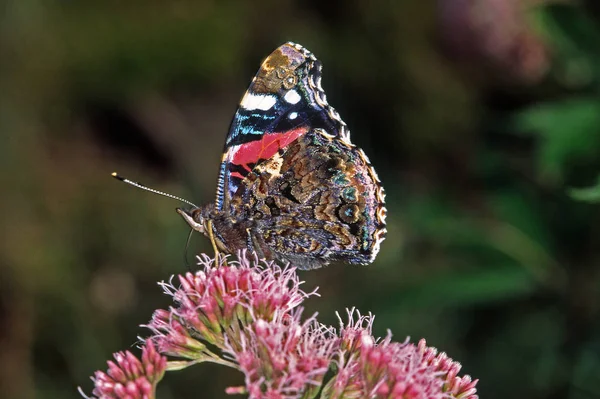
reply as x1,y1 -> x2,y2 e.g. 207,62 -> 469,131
231,126 -> 308,168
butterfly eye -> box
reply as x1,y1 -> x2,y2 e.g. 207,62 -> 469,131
283,75 -> 297,90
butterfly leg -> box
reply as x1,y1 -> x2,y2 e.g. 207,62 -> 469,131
247,228 -> 276,262
246,228 -> 263,259
206,219 -> 228,267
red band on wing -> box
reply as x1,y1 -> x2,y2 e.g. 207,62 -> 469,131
230,126 -> 308,168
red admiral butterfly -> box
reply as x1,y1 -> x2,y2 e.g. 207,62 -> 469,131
174,42 -> 386,270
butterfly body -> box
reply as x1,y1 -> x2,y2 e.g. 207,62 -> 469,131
179,42 -> 386,269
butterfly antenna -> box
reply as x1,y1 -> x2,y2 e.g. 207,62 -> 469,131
111,172 -> 198,208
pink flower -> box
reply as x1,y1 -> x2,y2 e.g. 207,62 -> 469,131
86,253 -> 478,399
224,310 -> 337,399
438,0 -> 549,83
146,251 -> 317,362
87,339 -> 166,399
417,339 -> 479,399
338,308 -> 376,355
323,310 -> 479,399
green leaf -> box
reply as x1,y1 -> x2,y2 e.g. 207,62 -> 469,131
568,175 -> 600,203
389,267 -> 537,308
511,98 -> 600,182
569,337 -> 600,399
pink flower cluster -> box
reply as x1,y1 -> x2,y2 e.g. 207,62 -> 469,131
225,311 -> 336,399
86,339 -> 166,399
85,252 -> 478,399
324,310 -> 478,399
147,252 -> 315,366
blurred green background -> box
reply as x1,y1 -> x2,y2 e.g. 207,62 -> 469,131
2,1 -> 600,398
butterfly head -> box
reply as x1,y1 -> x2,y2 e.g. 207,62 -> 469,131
176,206 -> 211,235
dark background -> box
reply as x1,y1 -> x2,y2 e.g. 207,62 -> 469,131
2,1 -> 600,398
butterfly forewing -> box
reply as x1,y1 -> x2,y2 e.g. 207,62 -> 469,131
216,43 -> 348,212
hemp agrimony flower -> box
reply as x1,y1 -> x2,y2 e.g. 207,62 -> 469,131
86,339 -> 166,399
85,252 -> 478,399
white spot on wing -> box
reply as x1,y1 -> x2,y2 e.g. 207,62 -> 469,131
289,112 -> 298,120
284,90 -> 301,104
240,93 -> 277,111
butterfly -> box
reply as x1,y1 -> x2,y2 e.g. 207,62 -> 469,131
177,42 -> 387,270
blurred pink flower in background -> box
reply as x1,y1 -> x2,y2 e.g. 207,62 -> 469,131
85,252 -> 478,399
438,0 -> 551,83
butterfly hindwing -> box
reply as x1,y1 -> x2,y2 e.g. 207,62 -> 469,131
231,128 -> 386,269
